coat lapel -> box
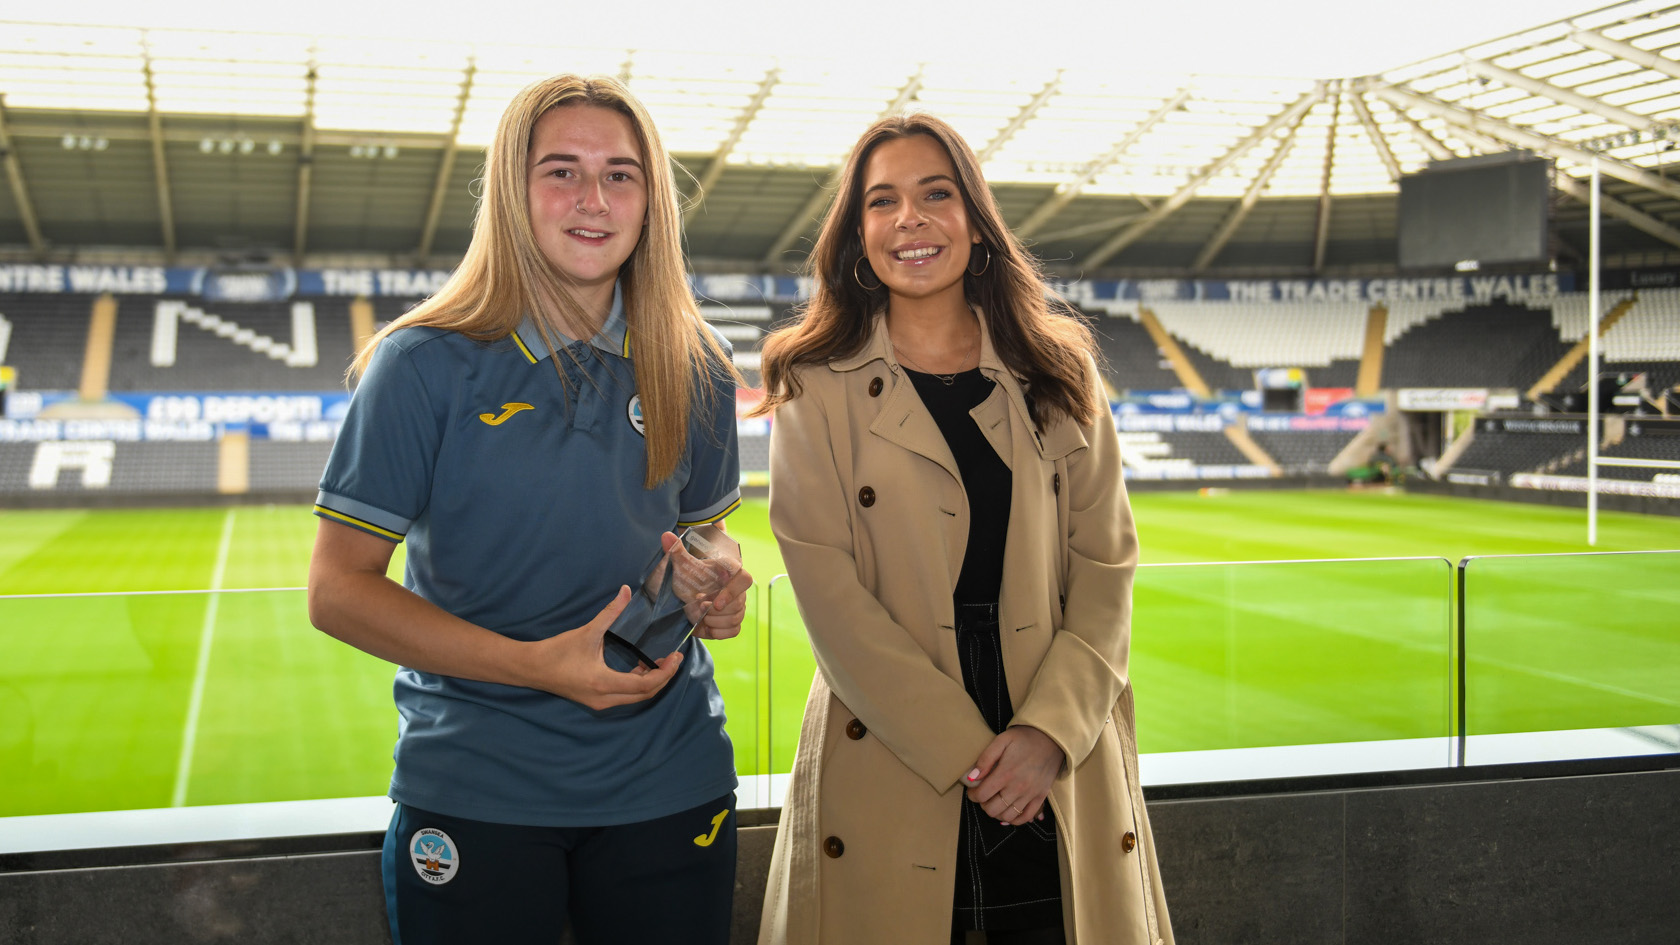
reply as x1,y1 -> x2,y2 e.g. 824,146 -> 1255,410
868,373 -> 960,483
835,314 -> 963,483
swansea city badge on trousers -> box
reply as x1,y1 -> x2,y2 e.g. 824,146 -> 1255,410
410,827 -> 459,885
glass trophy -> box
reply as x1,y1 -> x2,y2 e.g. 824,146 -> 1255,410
603,523 -> 742,673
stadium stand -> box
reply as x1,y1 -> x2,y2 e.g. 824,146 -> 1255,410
737,433 -> 769,476
701,301 -> 791,392
1086,310 -> 1181,392
0,441 -> 219,494
1168,331 -> 1255,393
1556,359 -> 1680,405
1551,421 -> 1680,482
1550,289 -> 1680,395
1382,301 -> 1574,390
1247,429 -> 1362,475
5,287 -> 1671,496
1148,300 -> 1366,389
373,296 -> 424,325
1450,418 -> 1585,480
351,297 -> 781,391
1381,299 -> 1454,344
0,294 -> 99,391
1117,429 -> 1257,478
248,441 -> 338,492
106,296 -> 357,392
701,304 -> 770,390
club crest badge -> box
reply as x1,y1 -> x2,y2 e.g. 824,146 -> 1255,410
410,827 -> 459,885
627,395 -> 646,437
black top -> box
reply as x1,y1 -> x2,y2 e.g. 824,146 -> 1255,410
905,368 -> 1012,605
911,368 -> 1059,931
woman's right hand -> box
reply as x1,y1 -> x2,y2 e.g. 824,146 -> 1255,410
521,586 -> 686,711
963,725 -> 1065,826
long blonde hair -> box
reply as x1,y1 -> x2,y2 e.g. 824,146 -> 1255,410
754,113 -> 1097,427
350,74 -> 735,487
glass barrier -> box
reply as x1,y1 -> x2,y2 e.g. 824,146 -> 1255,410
7,550 -> 1672,852
0,588 -> 394,820
1130,557 -> 1457,782
0,585 -> 772,848
698,581 -> 766,780
1460,550 -> 1680,765
757,557 -> 1458,792
766,575 -> 814,781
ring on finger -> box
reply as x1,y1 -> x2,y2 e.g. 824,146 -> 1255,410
1009,803 -> 1024,814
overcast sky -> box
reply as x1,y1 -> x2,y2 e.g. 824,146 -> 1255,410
20,0 -> 1606,78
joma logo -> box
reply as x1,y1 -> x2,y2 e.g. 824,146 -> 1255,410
479,403 -> 534,426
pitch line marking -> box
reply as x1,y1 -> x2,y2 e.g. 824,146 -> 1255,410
172,508 -> 235,808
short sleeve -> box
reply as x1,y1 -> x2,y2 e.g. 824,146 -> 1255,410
314,335 -> 442,542
676,344 -> 740,527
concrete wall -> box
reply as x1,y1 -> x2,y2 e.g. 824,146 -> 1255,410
3,764 -> 1676,944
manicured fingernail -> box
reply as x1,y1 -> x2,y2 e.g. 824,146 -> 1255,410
966,768 -> 981,782
1036,813 -> 1045,821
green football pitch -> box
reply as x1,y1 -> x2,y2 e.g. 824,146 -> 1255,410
1,489 -> 1675,818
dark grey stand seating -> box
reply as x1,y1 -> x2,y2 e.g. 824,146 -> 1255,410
1383,303 -> 1571,390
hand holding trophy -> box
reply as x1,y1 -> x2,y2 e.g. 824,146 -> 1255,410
602,523 -> 742,673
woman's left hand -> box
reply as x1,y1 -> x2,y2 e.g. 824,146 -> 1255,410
964,725 -> 1065,826
659,531 -> 753,640
691,563 -> 752,640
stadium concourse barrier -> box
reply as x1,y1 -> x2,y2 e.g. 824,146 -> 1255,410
2,553 -> 1677,944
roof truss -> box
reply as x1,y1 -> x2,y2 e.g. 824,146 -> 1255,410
418,61 -> 476,260
762,69 -> 925,267
1084,83 -> 1325,268
1362,80 -> 1680,203
293,58 -> 318,261
140,34 -> 175,259
0,96 -> 43,255
1016,88 -> 1192,240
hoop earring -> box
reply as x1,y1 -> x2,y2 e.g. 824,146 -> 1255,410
854,257 -> 883,291
967,242 -> 991,277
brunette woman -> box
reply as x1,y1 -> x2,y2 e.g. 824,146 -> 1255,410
754,115 -> 1172,945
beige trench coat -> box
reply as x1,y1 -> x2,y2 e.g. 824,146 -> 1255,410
758,312 -> 1173,945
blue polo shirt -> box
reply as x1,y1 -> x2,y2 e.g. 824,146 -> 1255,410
315,285 -> 740,826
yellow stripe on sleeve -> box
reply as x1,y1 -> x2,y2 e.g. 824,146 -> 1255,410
677,498 -> 740,528
314,505 -> 404,542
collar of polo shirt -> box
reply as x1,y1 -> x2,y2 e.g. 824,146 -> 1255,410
514,281 -> 631,362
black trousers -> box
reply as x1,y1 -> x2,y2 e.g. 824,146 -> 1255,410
952,601 -> 1064,934
381,794 -> 736,945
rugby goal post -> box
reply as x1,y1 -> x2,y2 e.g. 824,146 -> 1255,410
1585,157 -> 1680,545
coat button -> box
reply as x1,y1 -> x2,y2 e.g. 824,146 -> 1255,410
1121,830 -> 1137,853
1053,472 -> 1061,495
824,836 -> 845,858
846,719 -> 867,740
868,377 -> 883,397
858,486 -> 875,507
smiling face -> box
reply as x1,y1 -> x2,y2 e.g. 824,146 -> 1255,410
526,104 -> 648,320
858,133 -> 981,307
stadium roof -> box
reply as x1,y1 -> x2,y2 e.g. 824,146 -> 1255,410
3,1 -> 1680,275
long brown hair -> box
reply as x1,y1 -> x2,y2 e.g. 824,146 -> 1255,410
753,113 -> 1097,427
350,74 -> 735,487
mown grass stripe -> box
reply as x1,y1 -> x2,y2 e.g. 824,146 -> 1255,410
171,508 -> 236,808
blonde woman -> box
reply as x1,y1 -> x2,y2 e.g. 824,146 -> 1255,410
308,75 -> 750,945
754,115 -> 1172,944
